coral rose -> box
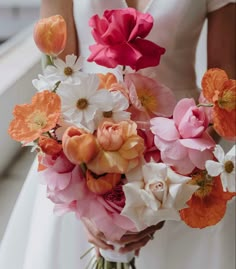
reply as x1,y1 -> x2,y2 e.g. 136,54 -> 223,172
87,120 -> 144,174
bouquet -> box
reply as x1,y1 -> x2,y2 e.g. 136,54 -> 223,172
8,8 -> 235,269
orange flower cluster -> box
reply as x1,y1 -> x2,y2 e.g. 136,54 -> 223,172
180,171 -> 235,228
8,91 -> 61,143
202,68 -> 236,140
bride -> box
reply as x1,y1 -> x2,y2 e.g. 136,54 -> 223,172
0,0 -> 235,268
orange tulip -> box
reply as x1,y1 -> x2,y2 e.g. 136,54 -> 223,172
8,91 -> 61,143
33,15 -> 67,56
86,170 -> 121,195
180,171 -> 235,228
62,126 -> 100,164
201,68 -> 236,140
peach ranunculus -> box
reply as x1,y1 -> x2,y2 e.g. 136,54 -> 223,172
97,73 -> 118,90
201,68 -> 236,140
62,126 -> 100,165
8,91 -> 61,143
33,15 -> 67,57
86,170 -> 121,195
180,171 -> 236,228
88,8 -> 165,71
87,120 -> 145,175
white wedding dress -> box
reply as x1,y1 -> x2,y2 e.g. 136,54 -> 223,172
0,1 -> 235,269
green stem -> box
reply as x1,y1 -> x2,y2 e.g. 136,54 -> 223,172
197,103 -> 213,108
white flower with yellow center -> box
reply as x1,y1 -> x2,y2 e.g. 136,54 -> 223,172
94,91 -> 131,126
121,162 -> 198,231
206,145 -> 235,192
44,54 -> 84,83
57,73 -> 112,131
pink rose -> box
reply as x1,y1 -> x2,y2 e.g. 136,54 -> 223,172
88,8 -> 165,71
173,98 -> 209,138
150,98 -> 216,175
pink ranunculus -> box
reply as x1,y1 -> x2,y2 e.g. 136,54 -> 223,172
87,8 -> 165,71
137,129 -> 160,162
150,98 -> 216,175
97,120 -> 125,151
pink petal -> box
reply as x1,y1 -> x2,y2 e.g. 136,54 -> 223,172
188,148 -> 214,170
173,98 -> 196,127
150,117 -> 179,141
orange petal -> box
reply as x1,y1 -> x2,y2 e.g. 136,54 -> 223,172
33,15 -> 67,56
38,136 -> 62,157
201,68 -> 228,102
8,91 -> 60,143
212,105 -> 236,140
97,73 -> 117,90
62,127 -> 99,164
180,177 -> 235,228
86,170 -> 121,195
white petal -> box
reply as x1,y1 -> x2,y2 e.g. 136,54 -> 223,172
112,111 -> 131,122
142,163 -> 167,184
139,189 -> 160,211
213,145 -> 225,162
226,145 -> 236,157
54,58 -> 66,70
65,54 -> 77,66
205,160 -> 223,176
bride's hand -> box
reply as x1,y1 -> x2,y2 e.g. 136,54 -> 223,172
81,217 -> 114,251
116,221 -> 165,254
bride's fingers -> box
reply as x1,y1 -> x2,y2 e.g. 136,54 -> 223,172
117,221 -> 165,245
81,217 -> 106,241
119,235 -> 150,253
86,231 -> 114,250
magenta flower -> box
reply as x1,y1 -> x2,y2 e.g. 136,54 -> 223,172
150,98 -> 216,175
88,8 -> 165,71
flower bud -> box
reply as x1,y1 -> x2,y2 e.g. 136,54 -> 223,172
33,15 -> 67,56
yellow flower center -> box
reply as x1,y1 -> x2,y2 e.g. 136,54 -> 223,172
138,89 -> 158,112
103,111 -> 113,118
218,90 -> 236,111
224,160 -> 234,173
64,66 -> 73,76
76,98 -> 88,110
28,111 -> 47,130
188,171 -> 213,198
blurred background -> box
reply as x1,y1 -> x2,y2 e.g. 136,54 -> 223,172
0,0 -> 208,241
0,0 -> 41,239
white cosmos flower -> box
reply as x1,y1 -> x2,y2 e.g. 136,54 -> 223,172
206,145 -> 236,192
121,162 -> 198,231
94,91 -> 131,126
44,54 -> 84,83
57,73 -> 113,132
32,74 -> 59,92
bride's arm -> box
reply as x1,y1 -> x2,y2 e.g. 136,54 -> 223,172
40,0 -> 78,58
207,3 -> 236,78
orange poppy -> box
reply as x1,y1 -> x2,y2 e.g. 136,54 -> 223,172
86,170 -> 121,195
180,171 -> 235,228
201,68 -> 236,139
8,91 -> 61,143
